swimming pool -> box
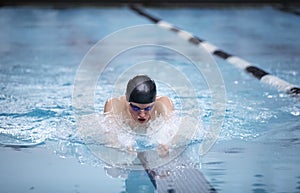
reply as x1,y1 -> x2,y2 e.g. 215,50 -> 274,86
0,5 -> 299,193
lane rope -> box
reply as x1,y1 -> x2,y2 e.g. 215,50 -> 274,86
130,5 -> 300,97
276,5 -> 300,16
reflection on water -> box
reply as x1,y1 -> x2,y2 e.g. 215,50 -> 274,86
252,174 -> 267,193
103,145 -> 216,193
201,139 -> 300,193
106,166 -> 157,193
125,170 -> 156,193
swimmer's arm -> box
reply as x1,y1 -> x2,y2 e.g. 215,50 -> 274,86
155,96 -> 174,157
104,96 -> 125,114
161,96 -> 174,110
156,96 -> 174,116
104,99 -> 113,114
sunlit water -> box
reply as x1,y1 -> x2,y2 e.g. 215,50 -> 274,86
0,6 -> 299,193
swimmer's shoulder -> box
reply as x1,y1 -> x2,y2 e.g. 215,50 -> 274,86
156,96 -> 174,111
104,96 -> 127,113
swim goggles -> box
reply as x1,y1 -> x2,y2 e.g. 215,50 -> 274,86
129,103 -> 154,112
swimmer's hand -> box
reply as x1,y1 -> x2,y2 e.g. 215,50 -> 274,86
157,144 -> 169,157
126,145 -> 137,156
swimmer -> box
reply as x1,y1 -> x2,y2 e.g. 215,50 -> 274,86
104,74 -> 174,156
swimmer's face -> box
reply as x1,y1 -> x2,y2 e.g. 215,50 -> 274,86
128,102 -> 154,124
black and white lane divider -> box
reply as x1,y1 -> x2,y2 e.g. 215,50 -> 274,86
130,5 -> 300,97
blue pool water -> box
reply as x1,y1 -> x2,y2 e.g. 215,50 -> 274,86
0,6 -> 300,193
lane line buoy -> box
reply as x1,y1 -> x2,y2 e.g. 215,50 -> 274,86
130,5 -> 300,97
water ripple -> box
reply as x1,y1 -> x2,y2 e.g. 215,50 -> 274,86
0,108 -> 57,119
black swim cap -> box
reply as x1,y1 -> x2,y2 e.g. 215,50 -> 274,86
126,75 -> 156,104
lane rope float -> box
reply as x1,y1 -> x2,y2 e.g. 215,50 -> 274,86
276,5 -> 300,16
130,5 -> 300,97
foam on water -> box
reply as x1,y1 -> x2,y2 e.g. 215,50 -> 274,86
74,109 -> 204,167
80,113 -> 203,148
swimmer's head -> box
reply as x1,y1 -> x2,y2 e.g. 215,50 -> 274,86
126,75 -> 157,104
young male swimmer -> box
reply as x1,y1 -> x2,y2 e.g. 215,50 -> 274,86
104,74 -> 174,156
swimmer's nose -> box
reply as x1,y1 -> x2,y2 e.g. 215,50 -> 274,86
138,110 -> 146,117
